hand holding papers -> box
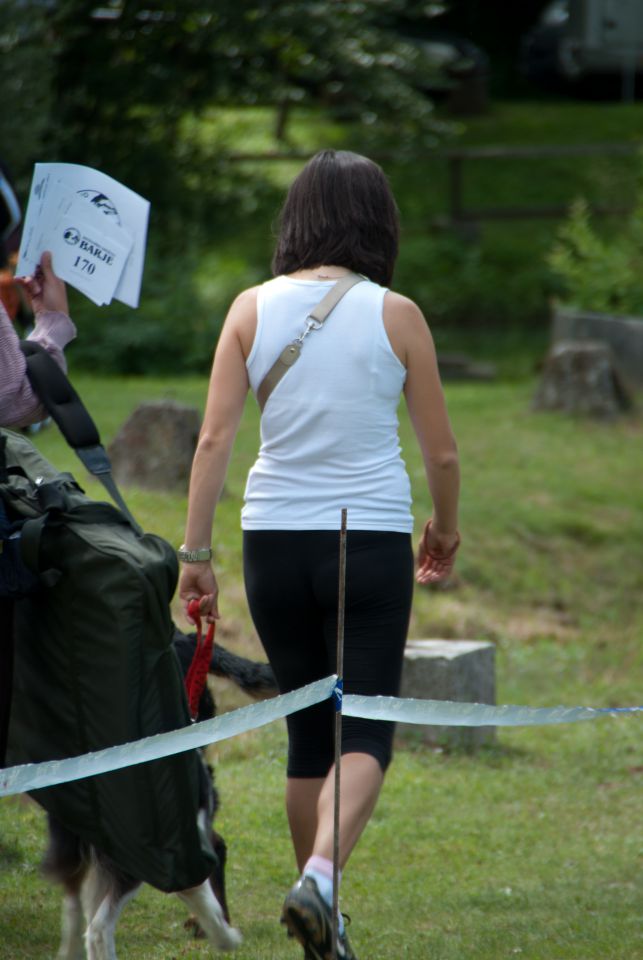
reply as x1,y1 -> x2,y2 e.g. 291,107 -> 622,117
16,164 -> 150,308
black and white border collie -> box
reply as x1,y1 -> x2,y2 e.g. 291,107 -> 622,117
40,628 -> 276,960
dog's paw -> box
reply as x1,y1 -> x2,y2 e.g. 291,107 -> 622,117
214,924 -> 242,951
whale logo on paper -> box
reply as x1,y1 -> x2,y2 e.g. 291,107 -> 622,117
77,189 -> 121,225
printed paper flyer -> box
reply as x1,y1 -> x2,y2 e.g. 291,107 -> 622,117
16,164 -> 150,308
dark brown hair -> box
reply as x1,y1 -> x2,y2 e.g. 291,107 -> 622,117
271,150 -> 399,287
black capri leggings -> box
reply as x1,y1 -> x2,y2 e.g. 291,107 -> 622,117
243,530 -> 414,777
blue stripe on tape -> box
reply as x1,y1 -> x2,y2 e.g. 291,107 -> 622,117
0,678 -> 640,799
0,675 -> 336,799
343,694 -> 643,726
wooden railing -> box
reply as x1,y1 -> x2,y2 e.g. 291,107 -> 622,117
440,142 -> 641,224
226,141 -> 642,224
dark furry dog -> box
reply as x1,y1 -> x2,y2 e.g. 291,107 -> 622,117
42,628 -> 276,960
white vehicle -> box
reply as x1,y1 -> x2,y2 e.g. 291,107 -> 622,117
523,0 -> 643,89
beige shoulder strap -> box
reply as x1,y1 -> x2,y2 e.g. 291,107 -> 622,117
256,273 -> 365,412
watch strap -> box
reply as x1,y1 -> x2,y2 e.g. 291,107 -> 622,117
178,545 -> 212,563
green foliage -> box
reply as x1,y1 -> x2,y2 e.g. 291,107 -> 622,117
343,100 -> 641,348
395,227 -> 536,328
0,2 -> 54,195
389,100 -> 643,337
67,234 -> 268,374
38,99 -> 643,374
46,0 -> 444,218
548,195 -> 643,315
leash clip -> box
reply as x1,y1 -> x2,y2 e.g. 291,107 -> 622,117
332,678 -> 344,712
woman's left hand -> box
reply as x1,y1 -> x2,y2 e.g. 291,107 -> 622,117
178,562 -> 220,623
416,520 -> 460,585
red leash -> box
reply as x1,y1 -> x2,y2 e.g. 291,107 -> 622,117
185,599 -> 215,721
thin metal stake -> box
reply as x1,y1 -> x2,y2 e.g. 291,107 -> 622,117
332,508 -> 347,960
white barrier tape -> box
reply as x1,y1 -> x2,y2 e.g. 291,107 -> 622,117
1,677 -> 640,799
343,694 -> 643,726
0,675 -> 336,799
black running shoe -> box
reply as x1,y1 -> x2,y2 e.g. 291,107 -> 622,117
281,876 -> 358,960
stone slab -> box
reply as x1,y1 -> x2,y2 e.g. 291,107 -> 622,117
397,639 -> 496,750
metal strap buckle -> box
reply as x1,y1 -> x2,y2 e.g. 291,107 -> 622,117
294,316 -> 324,346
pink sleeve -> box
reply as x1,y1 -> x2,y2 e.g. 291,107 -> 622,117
28,310 -> 77,371
0,302 -> 77,428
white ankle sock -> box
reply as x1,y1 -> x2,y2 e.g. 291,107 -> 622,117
302,856 -> 345,934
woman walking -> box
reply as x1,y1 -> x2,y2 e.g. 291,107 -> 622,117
179,149 -> 460,960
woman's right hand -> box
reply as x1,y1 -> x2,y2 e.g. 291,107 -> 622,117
178,562 -> 220,623
18,251 -> 69,316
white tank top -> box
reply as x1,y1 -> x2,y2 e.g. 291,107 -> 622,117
242,275 -> 413,532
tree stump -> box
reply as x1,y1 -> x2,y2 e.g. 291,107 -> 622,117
552,306 -> 643,390
108,401 -> 201,492
533,340 -> 633,418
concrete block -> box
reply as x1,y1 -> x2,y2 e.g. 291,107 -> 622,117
397,639 -> 496,750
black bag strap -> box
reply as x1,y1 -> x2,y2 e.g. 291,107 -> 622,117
19,341 -> 143,535
19,515 -> 60,586
0,434 -> 8,483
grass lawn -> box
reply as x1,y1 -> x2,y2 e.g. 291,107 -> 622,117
1,373 -> 641,959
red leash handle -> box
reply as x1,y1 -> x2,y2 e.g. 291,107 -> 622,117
185,599 -> 215,721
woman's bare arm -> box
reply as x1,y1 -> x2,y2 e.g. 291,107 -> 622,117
179,286 -> 258,619
384,291 -> 460,578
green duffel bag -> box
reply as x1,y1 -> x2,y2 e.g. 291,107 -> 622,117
1,427 -> 215,892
